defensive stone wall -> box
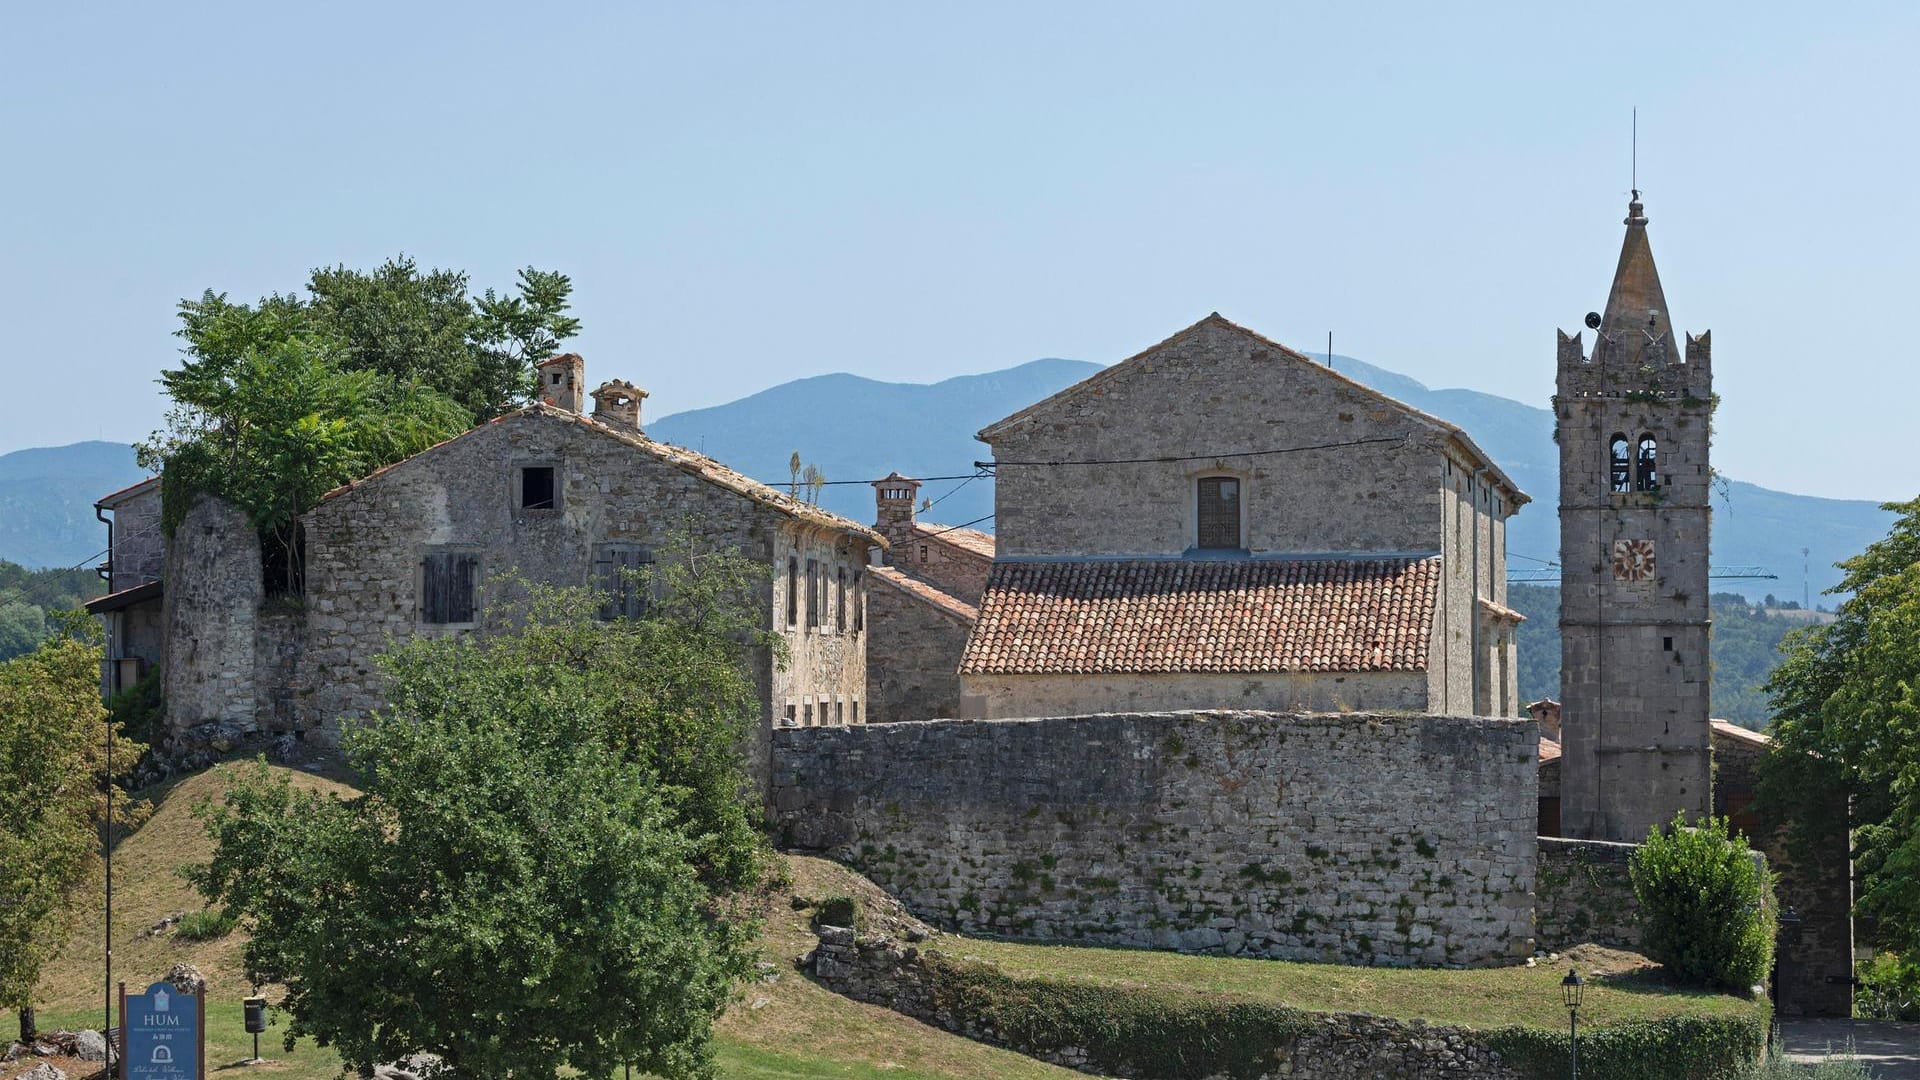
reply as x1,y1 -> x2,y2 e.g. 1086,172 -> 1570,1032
772,710 -> 1538,967
1533,838 -> 1641,952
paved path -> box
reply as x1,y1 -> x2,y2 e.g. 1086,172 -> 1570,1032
1783,1020 -> 1920,1078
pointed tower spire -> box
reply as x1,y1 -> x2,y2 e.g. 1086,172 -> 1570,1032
1595,192 -> 1674,368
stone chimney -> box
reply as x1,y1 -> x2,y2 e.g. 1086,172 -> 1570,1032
537,353 -> 585,412
591,379 -> 647,430
871,472 -> 921,551
1527,698 -> 1562,743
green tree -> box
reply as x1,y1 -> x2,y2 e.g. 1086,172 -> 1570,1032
1760,497 -> 1920,951
191,543 -> 774,1080
1629,813 -> 1776,991
0,637 -> 145,1040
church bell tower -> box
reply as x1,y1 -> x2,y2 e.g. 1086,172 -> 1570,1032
1555,193 -> 1714,842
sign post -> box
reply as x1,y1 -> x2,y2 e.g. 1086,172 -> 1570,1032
120,982 -> 205,1080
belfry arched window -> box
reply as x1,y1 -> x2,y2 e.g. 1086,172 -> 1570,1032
1608,435 -> 1632,493
1636,434 -> 1660,492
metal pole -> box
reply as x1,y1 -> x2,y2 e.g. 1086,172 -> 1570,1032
1569,1007 -> 1578,1080
105,700 -> 113,1053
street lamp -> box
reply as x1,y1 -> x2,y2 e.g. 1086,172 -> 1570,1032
1562,968 -> 1585,1080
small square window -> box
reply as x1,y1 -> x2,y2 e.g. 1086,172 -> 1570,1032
520,466 -> 556,510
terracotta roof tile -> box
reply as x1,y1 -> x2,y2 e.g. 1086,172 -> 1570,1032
959,556 -> 1439,676
914,523 -> 996,560
869,566 -> 978,623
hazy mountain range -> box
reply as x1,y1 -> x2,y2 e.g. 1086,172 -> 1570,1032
2,352 -> 1895,601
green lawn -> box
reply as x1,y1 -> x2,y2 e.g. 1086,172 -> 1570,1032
946,934 -> 1763,1031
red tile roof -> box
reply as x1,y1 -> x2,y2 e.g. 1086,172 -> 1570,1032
915,522 -> 996,560
1538,736 -> 1562,764
869,565 -> 979,623
959,556 -> 1439,676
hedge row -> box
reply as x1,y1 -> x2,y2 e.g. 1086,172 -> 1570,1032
915,952 -> 1765,1080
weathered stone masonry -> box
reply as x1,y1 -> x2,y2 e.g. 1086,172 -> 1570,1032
773,710 -> 1539,967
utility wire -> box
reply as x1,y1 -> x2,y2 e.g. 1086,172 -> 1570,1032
3,549 -> 110,608
919,470 -> 987,514
915,514 -> 993,540
976,435 -> 1406,469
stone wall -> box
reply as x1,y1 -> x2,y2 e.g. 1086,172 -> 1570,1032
1713,728 -> 1853,1018
772,710 -> 1538,967
895,531 -> 991,603
162,496 -> 263,730
1534,838 -> 1642,952
865,571 -> 971,722
807,924 -> 1523,1080
108,484 -> 165,591
297,409 -> 872,768
957,670 -> 1431,720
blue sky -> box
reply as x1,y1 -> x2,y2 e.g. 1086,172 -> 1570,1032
3,3 -> 1915,500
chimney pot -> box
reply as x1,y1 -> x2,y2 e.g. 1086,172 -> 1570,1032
591,379 -> 648,430
536,353 -> 586,412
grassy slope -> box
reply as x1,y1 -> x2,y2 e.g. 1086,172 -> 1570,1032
6,764 -> 1074,1080
8,764 -> 1761,1079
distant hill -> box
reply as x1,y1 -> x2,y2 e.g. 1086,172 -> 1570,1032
0,440 -> 147,570
647,358 -> 1100,534
2,352 -> 1896,605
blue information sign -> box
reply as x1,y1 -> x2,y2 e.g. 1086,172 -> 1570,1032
124,982 -> 201,1080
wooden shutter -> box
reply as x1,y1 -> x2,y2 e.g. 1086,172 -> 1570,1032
423,551 -> 478,624
595,544 -> 651,620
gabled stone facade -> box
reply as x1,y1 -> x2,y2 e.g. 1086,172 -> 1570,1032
962,314 -> 1528,720
145,361 -> 883,785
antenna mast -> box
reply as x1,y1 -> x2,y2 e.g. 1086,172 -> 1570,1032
1631,107 -> 1638,197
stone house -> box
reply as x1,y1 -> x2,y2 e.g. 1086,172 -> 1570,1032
863,473 -> 995,722
143,353 -> 883,781
957,313 -> 1529,720
85,475 -> 166,696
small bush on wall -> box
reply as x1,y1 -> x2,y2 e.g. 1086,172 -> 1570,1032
1629,813 -> 1776,991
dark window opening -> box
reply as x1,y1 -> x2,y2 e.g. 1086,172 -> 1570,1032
836,567 -> 847,632
1663,636 -> 1674,652
806,559 -> 820,628
261,526 -> 306,598
783,704 -> 796,727
520,466 -> 556,510
1197,476 -> 1242,549
550,372 -> 563,386
1609,435 -> 1632,493
422,551 -> 479,624
1635,434 -> 1660,492
852,701 -> 860,724
835,700 -> 844,725
595,544 -> 653,621
803,703 -> 813,726
786,556 -> 799,626
853,569 -> 864,633
919,544 -> 929,562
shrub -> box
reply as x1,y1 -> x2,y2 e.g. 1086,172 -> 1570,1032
1629,813 -> 1776,990
173,909 -> 237,941
1856,951 -> 1920,1020
814,894 -> 860,929
1723,1042 -> 1872,1079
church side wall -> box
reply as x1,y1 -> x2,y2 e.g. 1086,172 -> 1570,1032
772,710 -> 1538,967
956,670 -> 1429,719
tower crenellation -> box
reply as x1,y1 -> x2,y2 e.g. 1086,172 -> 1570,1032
1555,194 -> 1714,843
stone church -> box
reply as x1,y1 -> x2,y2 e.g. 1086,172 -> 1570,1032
955,314 -> 1529,720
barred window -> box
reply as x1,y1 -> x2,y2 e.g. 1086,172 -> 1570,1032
1196,476 -> 1242,550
